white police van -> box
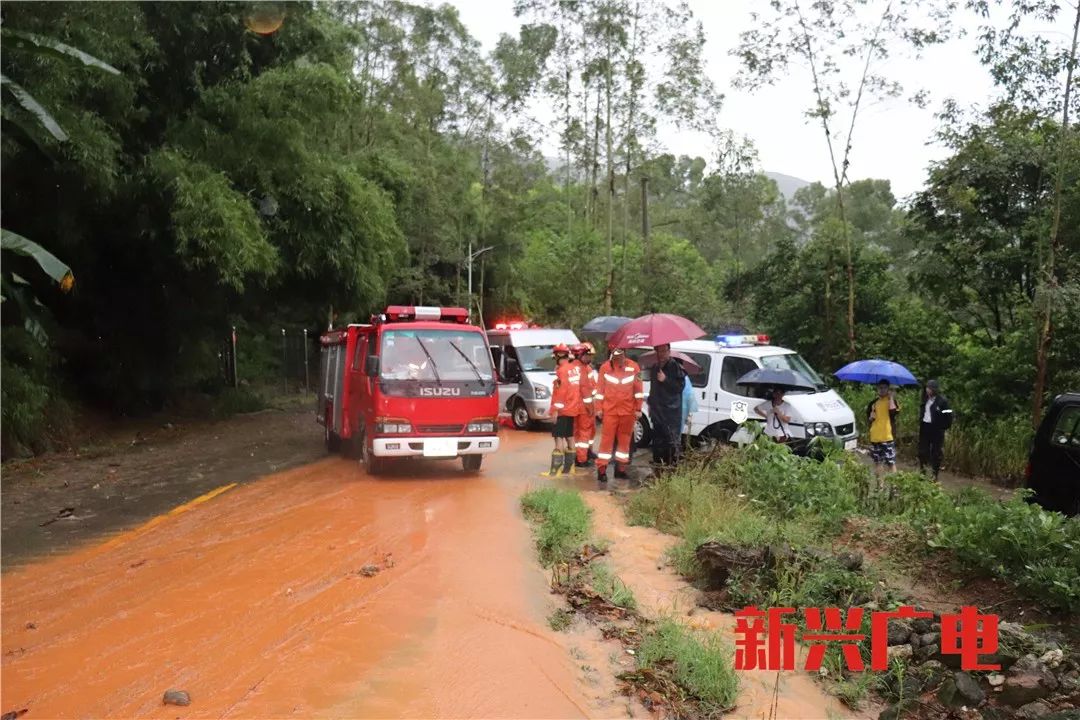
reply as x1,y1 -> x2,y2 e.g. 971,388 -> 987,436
636,334 -> 858,453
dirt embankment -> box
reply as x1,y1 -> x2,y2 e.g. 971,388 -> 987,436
2,408 -> 324,566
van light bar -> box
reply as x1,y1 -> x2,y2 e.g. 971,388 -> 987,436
716,334 -> 770,347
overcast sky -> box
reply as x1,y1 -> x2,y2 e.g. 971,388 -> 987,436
441,0 -> 1070,200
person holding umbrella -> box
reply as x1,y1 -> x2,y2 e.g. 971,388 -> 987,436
648,343 -> 686,466
866,379 -> 900,477
755,388 -> 795,442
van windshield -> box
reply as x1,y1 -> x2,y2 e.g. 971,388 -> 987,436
380,329 -> 495,381
760,353 -> 828,391
516,346 -> 558,372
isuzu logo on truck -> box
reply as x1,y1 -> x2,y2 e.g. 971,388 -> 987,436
421,387 -> 462,397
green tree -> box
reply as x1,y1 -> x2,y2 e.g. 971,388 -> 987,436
734,0 -> 955,359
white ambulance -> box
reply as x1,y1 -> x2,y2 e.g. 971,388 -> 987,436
635,334 -> 858,453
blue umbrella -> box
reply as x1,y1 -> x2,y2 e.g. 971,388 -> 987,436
835,359 -> 918,386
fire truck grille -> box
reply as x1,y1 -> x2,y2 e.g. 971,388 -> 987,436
835,423 -> 854,436
418,424 -> 464,434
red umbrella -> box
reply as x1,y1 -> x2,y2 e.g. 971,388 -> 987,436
638,350 -> 703,375
607,313 -> 706,349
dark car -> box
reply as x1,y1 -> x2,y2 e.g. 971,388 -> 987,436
1026,392 -> 1080,516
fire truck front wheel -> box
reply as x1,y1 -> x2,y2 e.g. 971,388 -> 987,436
461,454 -> 483,473
325,424 -> 341,453
357,428 -> 386,475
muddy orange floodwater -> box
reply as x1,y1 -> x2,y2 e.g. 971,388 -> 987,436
1,432 -> 592,719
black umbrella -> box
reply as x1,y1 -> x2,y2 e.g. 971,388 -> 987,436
581,315 -> 632,337
735,367 -> 816,391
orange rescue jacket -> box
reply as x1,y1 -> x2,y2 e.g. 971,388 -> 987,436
576,360 -> 596,413
551,360 -> 585,416
595,359 -> 643,416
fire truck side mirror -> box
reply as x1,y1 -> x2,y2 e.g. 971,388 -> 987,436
365,355 -> 380,376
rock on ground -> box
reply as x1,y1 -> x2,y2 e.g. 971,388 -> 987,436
163,689 -> 190,706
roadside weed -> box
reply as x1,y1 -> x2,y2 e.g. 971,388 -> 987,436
521,487 -> 591,567
636,618 -> 739,713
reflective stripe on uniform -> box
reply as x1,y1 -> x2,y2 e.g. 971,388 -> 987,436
615,451 -> 630,460
553,402 -> 565,409
594,394 -> 605,400
583,397 -> 593,403
604,374 -> 619,383
634,392 -> 645,398
597,452 -> 612,460
575,442 -> 591,449
620,375 -> 635,384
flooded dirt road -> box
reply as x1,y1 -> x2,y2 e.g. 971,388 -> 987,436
1,431 -> 592,719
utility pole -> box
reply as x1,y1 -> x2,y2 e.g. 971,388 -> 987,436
303,328 -> 310,393
466,241 -> 494,323
641,176 -> 650,241
641,175 -> 651,308
281,328 -> 287,394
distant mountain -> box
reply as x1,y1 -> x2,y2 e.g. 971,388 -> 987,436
764,171 -> 811,201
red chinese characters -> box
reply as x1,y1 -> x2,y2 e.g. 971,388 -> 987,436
733,605 -> 1000,672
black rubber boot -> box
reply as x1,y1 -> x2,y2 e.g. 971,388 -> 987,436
597,467 -> 607,484
547,450 -> 562,476
614,466 -> 629,480
561,451 -> 575,475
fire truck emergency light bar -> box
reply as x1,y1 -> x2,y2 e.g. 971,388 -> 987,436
381,306 -> 469,323
494,321 -> 528,330
715,334 -> 770,347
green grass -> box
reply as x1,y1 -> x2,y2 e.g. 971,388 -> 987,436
629,440 -> 1080,614
547,608 -> 573,631
636,618 -> 739,713
521,487 -> 592,567
590,562 -> 637,609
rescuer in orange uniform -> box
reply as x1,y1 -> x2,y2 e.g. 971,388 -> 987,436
547,343 -> 584,475
571,343 -> 598,468
594,347 -> 644,483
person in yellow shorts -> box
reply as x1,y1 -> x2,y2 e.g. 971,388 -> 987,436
865,379 -> 900,477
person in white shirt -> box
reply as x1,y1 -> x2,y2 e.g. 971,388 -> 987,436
755,388 -> 794,442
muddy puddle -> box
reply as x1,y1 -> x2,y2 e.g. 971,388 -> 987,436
1,433 -> 605,719
583,491 -> 878,719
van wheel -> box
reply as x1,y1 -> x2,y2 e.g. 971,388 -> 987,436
511,399 -> 531,430
325,423 -> 341,453
634,416 -> 651,448
462,454 -> 483,473
697,423 -> 734,451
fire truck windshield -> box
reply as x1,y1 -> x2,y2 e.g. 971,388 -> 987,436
380,329 -> 495,383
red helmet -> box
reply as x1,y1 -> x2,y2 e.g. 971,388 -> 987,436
553,343 -> 570,356
571,343 -> 587,357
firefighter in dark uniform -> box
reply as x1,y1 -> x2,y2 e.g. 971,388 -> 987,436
648,343 -> 686,466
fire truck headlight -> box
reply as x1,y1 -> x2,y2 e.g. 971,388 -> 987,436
376,420 -> 413,434
534,385 -> 550,399
468,420 -> 496,434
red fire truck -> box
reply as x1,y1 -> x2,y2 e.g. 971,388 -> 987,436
317,306 -> 500,474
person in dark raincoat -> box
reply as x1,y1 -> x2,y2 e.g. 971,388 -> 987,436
648,343 -> 686,466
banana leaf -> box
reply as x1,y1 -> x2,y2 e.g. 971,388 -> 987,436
1,229 -> 73,288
